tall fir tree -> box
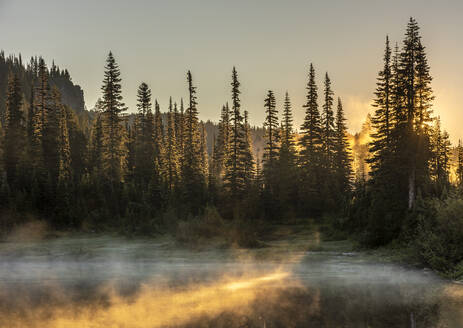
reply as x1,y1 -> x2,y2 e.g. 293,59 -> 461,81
263,90 -> 279,166
298,63 -> 323,213
91,111 -> 104,176
153,99 -> 165,175
213,103 -> 231,181
279,91 -> 297,169
430,117 -> 450,189
165,97 -> 179,192
242,110 -> 255,189
3,73 -> 25,185
369,36 -> 393,173
199,123 -> 209,180
134,83 -> 156,183
100,52 -> 127,183
457,140 -> 463,189
224,67 -> 246,200
278,91 -> 297,211
299,64 -> 322,167
57,99 -> 71,183
31,57 -> 50,168
181,71 -> 205,209
333,97 -> 352,195
321,72 -> 335,170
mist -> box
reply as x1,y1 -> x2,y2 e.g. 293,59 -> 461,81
1,235 -> 462,327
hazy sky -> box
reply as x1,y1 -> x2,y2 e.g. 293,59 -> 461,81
0,0 -> 462,140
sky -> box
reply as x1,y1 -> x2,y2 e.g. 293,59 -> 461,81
0,0 -> 462,140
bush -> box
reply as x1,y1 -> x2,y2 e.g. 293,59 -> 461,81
174,206 -> 261,248
415,196 -> 463,278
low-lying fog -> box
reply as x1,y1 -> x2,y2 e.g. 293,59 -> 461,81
0,235 -> 462,327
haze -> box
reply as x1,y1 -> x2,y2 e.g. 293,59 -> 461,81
0,0 -> 462,141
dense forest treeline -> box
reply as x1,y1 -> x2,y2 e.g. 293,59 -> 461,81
1,18 -> 462,277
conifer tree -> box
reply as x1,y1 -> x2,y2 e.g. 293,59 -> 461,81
279,92 -> 297,168
263,90 -> 280,202
134,82 -> 155,182
457,140 -> 463,189
242,110 -> 255,189
254,155 -> 264,193
299,64 -> 322,169
298,63 -> 323,213
57,100 -> 71,182
173,101 -> 181,153
263,90 -> 279,165
153,100 -> 165,175
125,122 -> 136,177
399,18 -> 434,209
359,18 -> 436,245
224,67 -> 246,199
31,58 -> 50,168
278,92 -> 298,210
90,111 -> 104,175
3,73 -> 25,185
165,97 -> 179,191
42,87 -> 64,183
369,36 -> 393,172
100,52 -> 127,183
181,71 -> 205,208
26,82 -> 35,164
321,72 -> 335,169
177,98 -> 185,158
333,97 -> 352,194
200,123 -> 209,180
213,103 -> 231,180
430,117 -> 450,188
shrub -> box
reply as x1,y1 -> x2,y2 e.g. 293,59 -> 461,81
174,206 -> 261,248
415,196 -> 463,278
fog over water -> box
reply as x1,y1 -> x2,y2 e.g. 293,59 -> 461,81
0,235 -> 462,327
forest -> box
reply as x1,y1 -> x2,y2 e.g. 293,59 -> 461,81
1,18 -> 462,278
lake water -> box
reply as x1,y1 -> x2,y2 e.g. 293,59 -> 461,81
0,235 -> 462,327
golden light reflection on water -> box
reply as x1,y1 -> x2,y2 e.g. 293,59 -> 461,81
4,270 -> 290,328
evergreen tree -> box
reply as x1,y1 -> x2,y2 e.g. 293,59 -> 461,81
199,123 -> 209,180
90,111 -> 104,175
31,58 -> 50,168
357,18 -> 436,246
153,99 -> 165,175
263,90 -> 279,166
399,18 -> 434,209
299,64 -> 322,166
100,52 -> 127,183
430,117 -> 450,189
26,81 -> 35,165
278,91 -> 297,211
57,99 -> 71,183
165,97 -> 179,192
456,140 -> 463,189
181,71 -> 205,209
279,91 -> 297,168
262,89 -> 280,215
3,73 -> 25,185
134,82 -> 156,182
177,98 -> 185,159
242,110 -> 255,189
333,97 -> 352,195
213,103 -> 231,181
224,67 -> 246,200
369,36 -> 393,173
37,86 -> 62,185
298,63 -> 323,213
321,72 -> 335,169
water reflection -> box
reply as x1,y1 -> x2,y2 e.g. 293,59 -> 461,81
0,236 -> 461,327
